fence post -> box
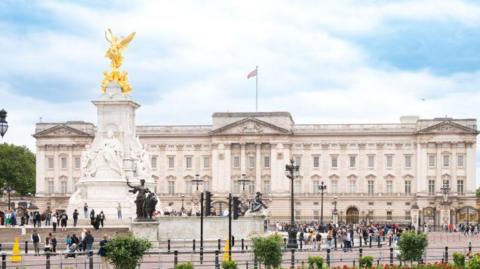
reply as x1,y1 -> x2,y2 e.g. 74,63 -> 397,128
174,250 -> 178,267
193,239 -> 196,252
359,234 -> 362,248
284,238 -> 287,249
46,252 -> 51,269
1,253 -> 6,269
246,261 -> 249,269
359,248 -> 363,259
167,239 -> 171,253
89,252 -> 94,269
254,253 -> 258,269
327,248 -> 331,268
24,241 -> 28,254
469,241 -> 472,253
290,249 -> 295,269
389,236 -> 392,246
369,236 -> 372,248
390,247 -> 394,265
218,239 -> 221,250
300,238 -> 303,250
353,259 -> 356,267
215,250 -> 220,269
444,246 -> 448,263
377,236 -> 381,248
241,238 -> 245,252
334,236 -> 337,250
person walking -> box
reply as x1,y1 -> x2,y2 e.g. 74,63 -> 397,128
117,203 -> 122,220
90,209 -> 96,226
84,230 -> 95,253
45,211 -> 51,226
99,211 -> 105,228
73,209 -> 79,227
99,235 -> 111,269
31,229 -> 41,256
51,214 -> 58,232
83,203 -> 88,219
60,212 -> 68,230
51,234 -> 57,253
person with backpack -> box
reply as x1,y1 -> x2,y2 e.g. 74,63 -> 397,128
31,230 -> 41,256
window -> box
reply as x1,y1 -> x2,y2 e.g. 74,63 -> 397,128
263,156 -> 270,168
368,202 -> 374,206
428,155 -> 436,168
404,155 -> 412,169
295,210 -> 301,220
248,181 -> 255,194
386,210 -> 392,220
47,181 -> 54,194
404,181 -> 411,194
312,180 -> 320,193
74,157 -> 81,169
263,180 -> 271,193
457,154 -> 464,167
385,155 -> 393,169
443,155 -> 450,168
185,156 -> 192,169
386,180 -> 393,194
233,156 -> 240,169
168,156 -> 175,169
368,155 -> 375,168
331,155 -> 338,168
313,156 -> 320,168
203,156 -> 210,169
367,180 -> 374,195
457,180 -> 464,195
248,156 -> 255,169
233,181 -> 241,193
60,181 -> 67,194
387,202 -> 392,206
185,181 -> 192,194
151,156 -> 157,169
349,180 -> 356,193
428,180 -> 435,195
443,179 -> 450,189
294,180 -> 301,194
47,157 -> 54,169
349,155 -> 356,168
313,210 -> 320,220
331,180 -> 338,193
60,156 -> 67,169
405,210 -> 411,221
294,155 -> 302,166
168,181 -> 175,194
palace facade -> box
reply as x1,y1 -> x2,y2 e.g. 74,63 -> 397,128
33,112 -> 479,226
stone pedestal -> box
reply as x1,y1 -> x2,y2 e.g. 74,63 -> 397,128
131,220 -> 160,242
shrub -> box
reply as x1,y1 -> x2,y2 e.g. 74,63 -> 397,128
359,256 -> 374,268
222,260 -> 238,269
397,231 -> 428,266
252,234 -> 283,269
308,256 -> 324,269
467,254 -> 480,269
175,263 -> 194,269
105,233 -> 152,269
453,252 -> 465,267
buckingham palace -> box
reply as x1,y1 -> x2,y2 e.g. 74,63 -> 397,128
33,111 -> 479,226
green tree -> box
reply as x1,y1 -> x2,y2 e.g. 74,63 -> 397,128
252,234 -> 283,269
397,231 -> 428,266
105,233 -> 152,269
0,143 -> 35,195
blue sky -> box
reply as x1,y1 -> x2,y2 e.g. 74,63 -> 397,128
1,0 -> 480,184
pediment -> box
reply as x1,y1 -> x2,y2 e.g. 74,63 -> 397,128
210,117 -> 291,135
33,124 -> 93,138
417,121 -> 478,135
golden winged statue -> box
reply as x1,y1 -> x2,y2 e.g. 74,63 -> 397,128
101,29 -> 136,94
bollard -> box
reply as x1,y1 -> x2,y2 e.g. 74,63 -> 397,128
167,239 -> 171,253
353,260 -> 356,267
284,238 -> 287,249
359,234 -> 362,247
1,253 -> 6,269
290,249 -> 295,269
174,250 -> 178,267
334,236 -> 337,250
241,238 -> 245,252
193,239 -> 196,252
300,238 -> 303,250
25,241 -> 28,254
326,248 -> 331,267
369,236 -> 372,248
302,261 -> 305,268
89,253 -> 94,269
246,261 -> 249,269
390,247 -> 394,265
359,248 -> 363,259
377,259 -> 380,267
377,236 -> 381,248
469,242 -> 472,252
254,253 -> 258,269
444,246 -> 448,263
46,252 -> 51,269
389,236 -> 392,246
215,250 -> 220,269
218,239 -> 221,250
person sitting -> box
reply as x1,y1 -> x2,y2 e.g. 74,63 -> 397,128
65,243 -> 77,258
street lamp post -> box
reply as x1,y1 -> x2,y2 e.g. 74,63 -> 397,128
2,185 -> 14,211
285,159 -> 300,249
238,173 -> 251,192
332,195 -> 338,225
192,174 -> 204,192
319,181 -> 327,231
0,109 -> 8,139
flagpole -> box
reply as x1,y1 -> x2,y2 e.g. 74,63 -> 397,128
255,66 -> 258,112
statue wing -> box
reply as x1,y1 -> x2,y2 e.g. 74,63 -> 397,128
119,32 -> 136,49
105,28 -> 114,44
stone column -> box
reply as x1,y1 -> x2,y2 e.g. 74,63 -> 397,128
416,143 -> 427,193
466,142 -> 476,193
240,143 -> 246,174
36,146 -> 46,196
255,143 -> 261,193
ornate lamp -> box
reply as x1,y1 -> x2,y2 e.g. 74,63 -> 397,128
0,109 -> 8,138
285,159 -> 300,249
